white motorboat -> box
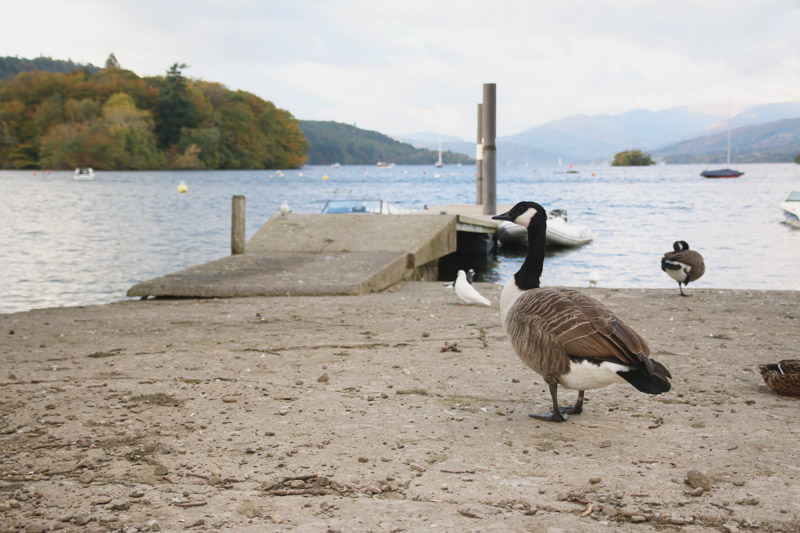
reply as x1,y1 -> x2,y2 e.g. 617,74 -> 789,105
779,191 -> 800,228
496,209 -> 594,248
321,199 -> 417,215
73,167 -> 94,180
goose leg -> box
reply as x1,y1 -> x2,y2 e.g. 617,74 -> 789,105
560,390 -> 584,415
530,383 -> 568,422
678,281 -> 689,297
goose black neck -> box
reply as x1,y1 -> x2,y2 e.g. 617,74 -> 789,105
514,218 -> 546,290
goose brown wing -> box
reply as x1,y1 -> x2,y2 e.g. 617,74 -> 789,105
510,288 -> 650,368
671,250 -> 705,280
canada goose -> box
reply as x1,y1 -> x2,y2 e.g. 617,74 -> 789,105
454,269 -> 491,306
755,360 -> 800,397
492,201 -> 672,422
661,240 -> 704,296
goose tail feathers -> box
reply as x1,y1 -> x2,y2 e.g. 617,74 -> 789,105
619,358 -> 672,395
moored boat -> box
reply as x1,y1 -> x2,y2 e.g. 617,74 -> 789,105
496,208 -> 594,248
700,168 -> 743,178
73,167 -> 94,180
779,191 -> 800,228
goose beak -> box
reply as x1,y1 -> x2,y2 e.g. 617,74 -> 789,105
492,211 -> 513,222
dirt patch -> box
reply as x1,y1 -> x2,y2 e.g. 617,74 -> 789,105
1,283 -> 799,531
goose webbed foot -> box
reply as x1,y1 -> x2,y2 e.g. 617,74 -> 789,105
528,383 -> 574,422
530,411 -> 568,422
678,283 -> 691,297
560,391 -> 584,414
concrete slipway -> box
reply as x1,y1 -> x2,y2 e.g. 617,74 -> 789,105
127,210 -> 498,298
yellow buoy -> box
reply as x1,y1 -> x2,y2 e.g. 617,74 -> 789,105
177,182 -> 188,193
322,175 -> 329,181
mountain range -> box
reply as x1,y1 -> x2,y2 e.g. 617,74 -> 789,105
402,102 -> 800,164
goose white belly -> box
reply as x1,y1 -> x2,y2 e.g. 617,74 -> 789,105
662,260 -> 691,282
558,360 -> 628,390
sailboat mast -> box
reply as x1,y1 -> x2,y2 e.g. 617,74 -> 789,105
726,98 -> 732,165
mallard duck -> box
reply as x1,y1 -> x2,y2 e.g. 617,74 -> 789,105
661,240 -> 705,296
756,360 -> 800,397
492,201 -> 672,422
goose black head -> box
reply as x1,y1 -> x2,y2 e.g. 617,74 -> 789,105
672,240 -> 690,252
492,201 -> 547,228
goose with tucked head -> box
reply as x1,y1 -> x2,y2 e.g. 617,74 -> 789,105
492,201 -> 672,422
661,240 -> 705,296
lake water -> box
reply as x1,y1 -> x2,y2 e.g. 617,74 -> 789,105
1,163 -> 798,314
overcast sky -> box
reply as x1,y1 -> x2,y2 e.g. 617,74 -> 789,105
4,0 -> 800,138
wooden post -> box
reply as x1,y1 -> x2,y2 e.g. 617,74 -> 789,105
481,83 -> 496,215
476,103 -> 483,205
231,195 -> 246,255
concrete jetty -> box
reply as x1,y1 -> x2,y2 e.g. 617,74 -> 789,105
127,210 -> 493,299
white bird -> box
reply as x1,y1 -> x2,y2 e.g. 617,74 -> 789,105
279,200 -> 291,217
454,270 -> 491,306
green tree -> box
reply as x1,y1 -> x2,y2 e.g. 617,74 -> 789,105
611,149 -> 655,166
155,63 -> 197,149
105,53 -> 120,69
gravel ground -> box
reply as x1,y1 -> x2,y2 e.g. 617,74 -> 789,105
1,282 -> 799,532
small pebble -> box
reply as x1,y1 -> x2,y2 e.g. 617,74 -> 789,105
688,487 -> 704,497
602,506 -> 618,517
358,457 -> 369,463
589,477 -> 602,484
631,515 -> 647,523
79,471 -> 94,484
317,373 -> 329,383
722,522 -> 740,533
687,468 -> 712,491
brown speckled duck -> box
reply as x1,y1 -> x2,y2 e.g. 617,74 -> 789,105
756,360 -> 800,397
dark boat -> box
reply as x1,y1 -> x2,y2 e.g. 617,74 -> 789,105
700,168 -> 744,178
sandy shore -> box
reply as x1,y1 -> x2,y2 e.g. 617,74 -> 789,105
1,282 -> 799,532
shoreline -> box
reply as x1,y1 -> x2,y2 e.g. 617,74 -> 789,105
1,283 -> 799,531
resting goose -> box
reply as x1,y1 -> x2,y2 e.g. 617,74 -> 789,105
661,240 -> 705,296
492,201 -> 672,422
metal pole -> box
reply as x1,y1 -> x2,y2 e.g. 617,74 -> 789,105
476,103 -> 483,205
481,83 -> 496,215
231,195 -> 246,255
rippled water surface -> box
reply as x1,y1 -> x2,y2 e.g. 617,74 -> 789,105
1,163 -> 798,313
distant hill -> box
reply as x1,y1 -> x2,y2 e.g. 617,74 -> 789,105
0,56 -> 101,79
299,121 -> 474,165
653,118 -> 800,163
500,107 -> 724,163
406,103 -> 800,165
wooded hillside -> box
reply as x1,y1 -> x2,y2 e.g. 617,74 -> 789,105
299,120 -> 474,165
0,58 -> 308,170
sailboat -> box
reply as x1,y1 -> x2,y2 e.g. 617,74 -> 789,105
434,137 -> 443,167
701,101 -> 743,179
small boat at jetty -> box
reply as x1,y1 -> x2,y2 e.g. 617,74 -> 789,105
700,168 -> 743,178
496,208 -> 594,248
321,199 -> 417,215
779,191 -> 800,228
73,167 -> 94,180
